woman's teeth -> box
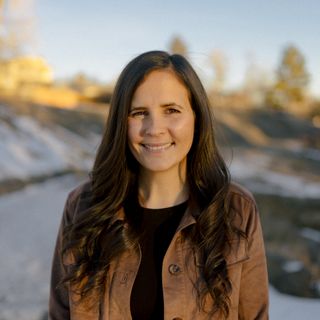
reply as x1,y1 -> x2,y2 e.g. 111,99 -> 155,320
142,143 -> 173,151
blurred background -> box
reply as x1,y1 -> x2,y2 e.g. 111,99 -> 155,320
0,0 -> 319,319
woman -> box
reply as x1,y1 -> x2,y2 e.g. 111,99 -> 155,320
49,51 -> 269,319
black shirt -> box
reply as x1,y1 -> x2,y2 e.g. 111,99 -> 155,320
130,201 -> 188,320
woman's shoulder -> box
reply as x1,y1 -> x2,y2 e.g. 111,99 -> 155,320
227,182 -> 259,230
228,182 -> 256,206
67,179 -> 92,204
63,179 -> 93,223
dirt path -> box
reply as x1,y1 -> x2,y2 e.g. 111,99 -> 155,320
0,174 -> 82,320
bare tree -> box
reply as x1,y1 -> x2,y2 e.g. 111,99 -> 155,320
244,53 -> 272,106
209,49 -> 227,93
266,44 -> 309,109
168,35 -> 188,58
0,0 -> 36,59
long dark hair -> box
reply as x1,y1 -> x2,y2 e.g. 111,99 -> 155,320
62,51 -> 241,317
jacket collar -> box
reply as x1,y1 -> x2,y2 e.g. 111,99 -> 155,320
176,203 -> 197,231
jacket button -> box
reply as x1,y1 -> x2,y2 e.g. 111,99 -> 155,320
168,264 -> 181,275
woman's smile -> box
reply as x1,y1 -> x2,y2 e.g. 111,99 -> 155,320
141,142 -> 175,152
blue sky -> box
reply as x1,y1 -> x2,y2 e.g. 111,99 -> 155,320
34,0 -> 320,96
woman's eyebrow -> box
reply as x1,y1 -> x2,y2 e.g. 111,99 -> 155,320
129,105 -> 147,111
130,102 -> 183,110
161,102 -> 183,109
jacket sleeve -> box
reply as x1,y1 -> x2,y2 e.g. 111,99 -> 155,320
49,192 -> 75,320
238,198 -> 269,320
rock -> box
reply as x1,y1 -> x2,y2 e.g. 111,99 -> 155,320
298,211 -> 320,230
267,252 -> 320,298
300,228 -> 320,265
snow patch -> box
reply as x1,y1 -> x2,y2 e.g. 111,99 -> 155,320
230,153 -> 320,198
282,260 -> 304,273
269,286 -> 320,320
0,106 -> 99,182
300,228 -> 320,243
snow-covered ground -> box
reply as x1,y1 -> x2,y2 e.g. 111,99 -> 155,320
0,104 -> 99,182
229,148 -> 320,199
0,175 -> 319,320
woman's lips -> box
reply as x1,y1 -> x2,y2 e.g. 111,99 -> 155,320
141,142 -> 174,151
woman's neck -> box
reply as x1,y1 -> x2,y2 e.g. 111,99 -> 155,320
138,168 -> 189,209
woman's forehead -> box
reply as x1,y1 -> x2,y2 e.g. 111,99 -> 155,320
132,69 -> 190,104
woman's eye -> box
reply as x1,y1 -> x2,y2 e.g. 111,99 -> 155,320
166,108 -> 180,114
130,110 -> 148,117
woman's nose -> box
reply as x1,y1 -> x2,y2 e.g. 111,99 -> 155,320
144,114 -> 166,136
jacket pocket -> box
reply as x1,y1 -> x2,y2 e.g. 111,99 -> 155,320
225,239 -> 249,267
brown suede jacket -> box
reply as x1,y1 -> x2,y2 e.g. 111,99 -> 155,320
49,181 -> 269,320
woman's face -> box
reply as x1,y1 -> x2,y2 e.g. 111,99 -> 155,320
127,69 -> 195,175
